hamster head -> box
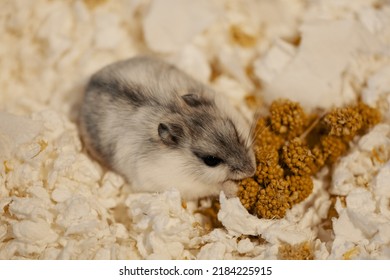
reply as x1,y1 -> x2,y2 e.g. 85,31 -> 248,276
153,92 -> 256,197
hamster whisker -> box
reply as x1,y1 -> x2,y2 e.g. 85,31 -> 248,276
247,108 -> 266,147
248,121 -> 270,148
245,109 -> 262,148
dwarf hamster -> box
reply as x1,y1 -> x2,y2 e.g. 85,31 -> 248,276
79,56 -> 256,200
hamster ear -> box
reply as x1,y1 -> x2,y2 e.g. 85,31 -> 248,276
182,93 -> 210,107
158,123 -> 184,146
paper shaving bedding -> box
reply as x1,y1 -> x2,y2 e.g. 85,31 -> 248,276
1,0 -> 390,260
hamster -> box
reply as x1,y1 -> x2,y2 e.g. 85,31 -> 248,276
79,56 -> 256,200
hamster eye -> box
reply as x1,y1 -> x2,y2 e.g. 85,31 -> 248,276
201,156 -> 223,167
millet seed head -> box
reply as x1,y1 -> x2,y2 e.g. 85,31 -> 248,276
237,99 -> 381,220
281,138 -> 316,176
269,99 -> 308,140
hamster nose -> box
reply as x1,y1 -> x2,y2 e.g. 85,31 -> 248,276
232,163 -> 256,180
246,163 -> 256,177
245,156 -> 256,176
